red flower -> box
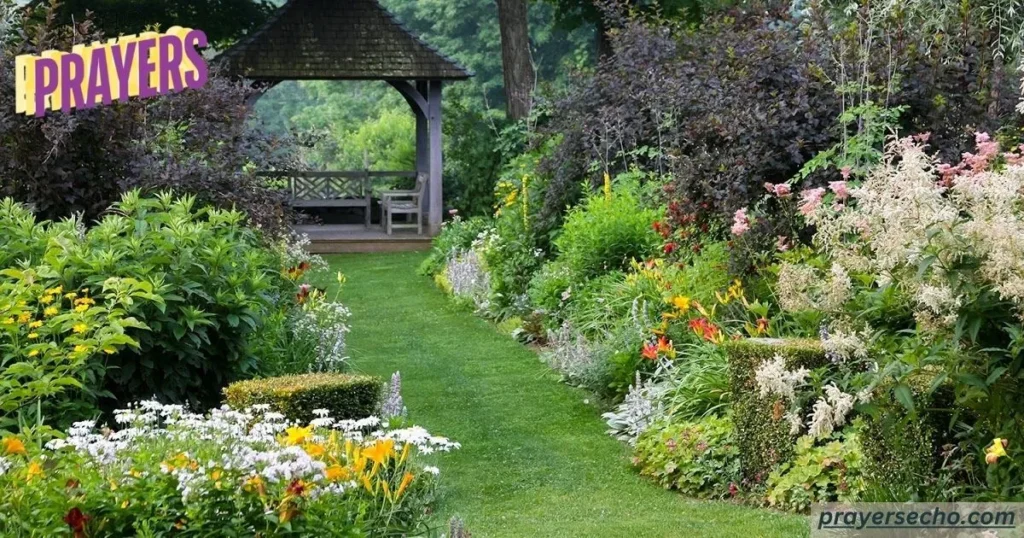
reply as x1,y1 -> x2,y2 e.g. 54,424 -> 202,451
689,318 -> 722,342
691,243 -> 703,254
663,242 -> 677,255
296,284 -> 312,304
64,507 -> 90,536
641,342 -> 659,360
286,479 -> 307,497
756,317 -> 769,334
728,482 -> 739,497
298,261 -> 311,272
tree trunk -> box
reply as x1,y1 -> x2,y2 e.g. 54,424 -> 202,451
496,0 -> 535,121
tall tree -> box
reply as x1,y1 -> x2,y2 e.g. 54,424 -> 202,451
496,0 -> 535,120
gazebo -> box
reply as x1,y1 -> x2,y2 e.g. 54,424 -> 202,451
219,0 -> 471,244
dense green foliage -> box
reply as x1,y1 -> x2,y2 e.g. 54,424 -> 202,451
1,192 -> 293,413
224,373 -> 384,423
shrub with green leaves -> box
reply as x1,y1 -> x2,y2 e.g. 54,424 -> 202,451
553,185 -> 661,280
633,415 -> 742,499
724,338 -> 829,481
1,191 -> 293,412
766,426 -> 867,512
224,373 -> 384,423
419,216 -> 493,277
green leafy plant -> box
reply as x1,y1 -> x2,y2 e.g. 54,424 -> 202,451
633,415 -> 742,499
765,425 -> 867,512
0,269 -> 152,427
553,182 -> 661,280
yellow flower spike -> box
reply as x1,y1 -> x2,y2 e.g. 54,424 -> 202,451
399,443 -> 411,465
2,437 -> 27,456
381,479 -> 392,502
396,472 -> 414,499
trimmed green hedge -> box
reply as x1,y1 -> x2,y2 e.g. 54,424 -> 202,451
724,338 -> 828,482
223,373 -> 383,423
860,369 -> 955,499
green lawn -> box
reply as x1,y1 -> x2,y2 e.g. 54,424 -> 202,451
329,251 -> 807,538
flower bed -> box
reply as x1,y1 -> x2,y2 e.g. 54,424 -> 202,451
0,401 -> 457,536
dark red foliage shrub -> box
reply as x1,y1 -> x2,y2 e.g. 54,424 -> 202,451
0,4 -> 296,235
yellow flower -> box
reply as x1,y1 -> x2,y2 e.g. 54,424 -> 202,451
325,465 -> 349,482
121,500 -> 130,509
73,297 -> 95,307
363,439 -> 395,466
671,296 -> 691,312
73,344 -> 90,354
43,307 -> 58,317
27,333 -> 38,339
28,321 -> 42,329
39,294 -> 54,305
302,442 -> 326,458
986,438 -> 1009,464
17,313 -> 31,324
211,469 -> 223,481
63,292 -> 77,300
74,304 -> 89,313
27,350 -> 39,357
73,323 -> 88,334
26,461 -> 43,481
102,347 -> 117,355
2,437 -> 27,456
44,286 -> 62,296
395,472 -> 415,499
282,426 -> 313,446
2,317 -> 13,325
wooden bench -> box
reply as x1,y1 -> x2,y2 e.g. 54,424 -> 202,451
257,170 -> 420,229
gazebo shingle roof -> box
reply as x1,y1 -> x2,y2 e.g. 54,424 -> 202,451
219,0 -> 471,81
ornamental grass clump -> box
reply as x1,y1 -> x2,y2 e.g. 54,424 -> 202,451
0,401 -> 457,536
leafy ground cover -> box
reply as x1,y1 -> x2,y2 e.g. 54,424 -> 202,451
330,251 -> 806,537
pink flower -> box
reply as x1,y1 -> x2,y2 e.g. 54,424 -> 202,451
730,207 -> 750,236
776,235 -> 791,252
839,166 -> 852,181
764,182 -> 791,198
912,132 -> 931,144
829,180 -> 850,200
798,188 -> 826,216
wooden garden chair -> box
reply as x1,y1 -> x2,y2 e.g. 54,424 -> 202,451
381,173 -> 425,235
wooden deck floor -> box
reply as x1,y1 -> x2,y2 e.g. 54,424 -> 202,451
294,224 -> 432,253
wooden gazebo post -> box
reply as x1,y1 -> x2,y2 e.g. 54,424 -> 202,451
219,0 -> 471,236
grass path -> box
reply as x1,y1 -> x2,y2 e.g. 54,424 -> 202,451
330,252 -> 807,538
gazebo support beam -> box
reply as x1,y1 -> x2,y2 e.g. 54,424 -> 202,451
427,80 -> 443,235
